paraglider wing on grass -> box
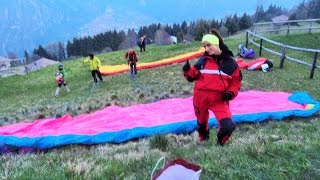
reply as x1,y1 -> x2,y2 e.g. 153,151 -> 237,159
0,91 -> 319,153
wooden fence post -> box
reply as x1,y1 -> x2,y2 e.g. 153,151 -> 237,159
309,52 -> 318,79
279,46 -> 286,68
259,39 -> 263,56
309,22 -> 313,34
286,24 -> 290,36
245,31 -> 248,48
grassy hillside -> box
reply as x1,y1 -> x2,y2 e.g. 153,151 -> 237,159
0,33 -> 320,179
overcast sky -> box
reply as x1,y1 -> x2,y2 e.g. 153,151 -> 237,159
108,0 -> 304,22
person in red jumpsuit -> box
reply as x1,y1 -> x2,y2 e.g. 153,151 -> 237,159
182,29 -> 242,145
125,49 -> 139,75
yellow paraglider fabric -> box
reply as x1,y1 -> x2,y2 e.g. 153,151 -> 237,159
99,48 -> 205,75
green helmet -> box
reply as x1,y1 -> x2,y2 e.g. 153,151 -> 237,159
58,64 -> 63,70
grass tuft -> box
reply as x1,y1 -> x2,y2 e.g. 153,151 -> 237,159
149,135 -> 169,151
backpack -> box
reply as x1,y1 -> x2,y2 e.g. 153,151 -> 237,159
238,44 -> 256,59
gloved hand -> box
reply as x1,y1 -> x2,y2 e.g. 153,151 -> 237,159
182,60 -> 190,71
222,91 -> 233,101
194,57 -> 206,70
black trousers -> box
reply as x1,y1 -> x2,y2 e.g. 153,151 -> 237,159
140,44 -> 146,52
130,63 -> 137,75
91,70 -> 103,83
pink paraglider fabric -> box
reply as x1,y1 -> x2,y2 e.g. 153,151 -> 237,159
0,91 -> 307,137
0,90 -> 319,151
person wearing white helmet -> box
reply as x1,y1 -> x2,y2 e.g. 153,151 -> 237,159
54,64 -> 70,97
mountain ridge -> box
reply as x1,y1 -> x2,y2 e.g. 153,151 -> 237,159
0,0 -> 300,57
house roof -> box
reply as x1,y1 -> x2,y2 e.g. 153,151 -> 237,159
0,56 -> 11,62
271,15 -> 289,23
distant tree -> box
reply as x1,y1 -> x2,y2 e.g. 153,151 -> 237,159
219,25 -> 228,37
209,19 -> 219,30
172,23 -> 181,36
265,4 -> 284,21
46,43 -> 59,60
58,42 -> 66,61
24,51 -> 31,64
35,45 -> 50,59
147,23 -> 160,40
181,21 -> 188,34
164,24 -> 173,35
7,51 -> 17,59
239,13 -> 253,30
138,26 -> 148,39
254,4 -> 265,22
176,31 -> 184,43
307,0 -> 320,18
31,53 -> 41,61
66,40 -> 73,58
108,30 -> 125,51
154,30 -> 171,45
184,34 -> 194,42
187,21 -> 197,36
225,15 -> 238,35
295,1 -> 308,19
195,19 -> 208,41
289,13 -> 298,21
118,29 -> 138,50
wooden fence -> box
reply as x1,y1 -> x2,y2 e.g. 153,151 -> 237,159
252,19 -> 320,36
245,19 -> 320,79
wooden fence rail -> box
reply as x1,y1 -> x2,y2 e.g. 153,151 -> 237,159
245,29 -> 320,79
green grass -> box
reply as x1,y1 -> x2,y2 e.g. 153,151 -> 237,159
0,33 -> 320,179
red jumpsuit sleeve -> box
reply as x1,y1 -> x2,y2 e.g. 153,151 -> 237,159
183,66 -> 201,81
227,68 -> 242,99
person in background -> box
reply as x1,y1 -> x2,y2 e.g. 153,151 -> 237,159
124,49 -> 138,75
83,53 -> 104,83
55,64 -> 70,97
138,35 -> 147,52
182,28 -> 242,145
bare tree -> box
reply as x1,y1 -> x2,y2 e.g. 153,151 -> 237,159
58,42 -> 66,61
46,43 -> 60,60
118,29 -> 138,50
154,30 -> 171,45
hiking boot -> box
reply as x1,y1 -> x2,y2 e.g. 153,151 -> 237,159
217,118 -> 235,146
198,135 -> 209,142
217,133 -> 231,145
197,123 -> 209,142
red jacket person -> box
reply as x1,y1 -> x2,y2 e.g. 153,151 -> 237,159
182,30 -> 242,145
125,49 -> 138,75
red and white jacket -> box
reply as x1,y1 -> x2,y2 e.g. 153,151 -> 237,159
183,50 -> 242,100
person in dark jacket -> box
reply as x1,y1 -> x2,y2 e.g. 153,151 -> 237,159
182,29 -> 242,145
138,35 -> 146,52
125,49 -> 139,75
